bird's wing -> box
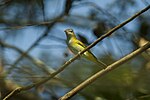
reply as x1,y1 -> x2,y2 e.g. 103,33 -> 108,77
76,40 -> 95,55
76,40 -> 87,48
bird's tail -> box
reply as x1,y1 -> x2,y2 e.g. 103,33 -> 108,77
95,59 -> 107,69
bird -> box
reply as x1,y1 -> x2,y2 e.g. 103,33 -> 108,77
64,29 -> 107,68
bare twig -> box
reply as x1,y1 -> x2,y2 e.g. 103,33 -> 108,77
138,94 -> 150,99
3,5 -> 150,100
0,41 -> 55,74
0,11 -> 65,31
141,0 -> 150,6
65,0 -> 73,15
59,43 -> 150,100
0,19 -> 64,30
0,0 -> 12,6
39,0 -> 46,21
7,15 -> 63,75
3,87 -> 22,100
75,1 -> 138,38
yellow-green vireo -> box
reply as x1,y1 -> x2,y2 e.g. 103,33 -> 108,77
64,29 -> 107,68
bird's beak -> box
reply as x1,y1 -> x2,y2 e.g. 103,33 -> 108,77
64,30 -> 67,33
64,29 -> 74,35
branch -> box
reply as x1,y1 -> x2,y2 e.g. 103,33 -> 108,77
0,0 -> 12,6
0,41 -> 55,75
7,15 -> 64,75
77,1 -> 131,32
65,0 -> 73,15
60,42 -> 150,100
3,5 -> 150,100
0,18 -> 64,30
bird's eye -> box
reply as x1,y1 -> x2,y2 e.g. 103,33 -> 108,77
64,29 -> 73,33
69,30 -> 73,32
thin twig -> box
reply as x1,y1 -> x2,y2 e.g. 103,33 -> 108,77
0,0 -> 12,6
3,5 -> 150,100
75,1 -> 138,40
0,17 -> 64,30
65,0 -> 73,15
141,0 -> 150,6
0,41 -> 55,74
7,15 -> 63,75
59,42 -> 150,100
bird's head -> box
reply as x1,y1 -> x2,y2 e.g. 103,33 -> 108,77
64,29 -> 76,39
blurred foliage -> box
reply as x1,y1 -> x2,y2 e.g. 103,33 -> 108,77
0,0 -> 150,100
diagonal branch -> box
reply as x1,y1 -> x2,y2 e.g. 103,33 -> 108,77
3,5 -> 150,100
59,42 -> 150,100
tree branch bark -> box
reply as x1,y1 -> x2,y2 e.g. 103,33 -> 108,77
59,42 -> 150,100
